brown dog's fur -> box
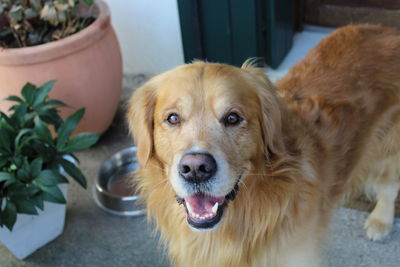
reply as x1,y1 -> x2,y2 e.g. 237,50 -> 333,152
127,25 -> 400,266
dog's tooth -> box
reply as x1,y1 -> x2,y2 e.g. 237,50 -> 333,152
186,202 -> 193,214
212,202 -> 219,214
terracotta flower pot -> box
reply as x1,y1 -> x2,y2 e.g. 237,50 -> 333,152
0,0 -> 122,134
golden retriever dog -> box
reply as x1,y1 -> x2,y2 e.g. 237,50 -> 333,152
127,25 -> 400,266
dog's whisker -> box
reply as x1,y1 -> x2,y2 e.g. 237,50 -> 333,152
146,163 -> 164,171
238,180 -> 249,192
245,173 -> 268,176
149,177 -> 169,189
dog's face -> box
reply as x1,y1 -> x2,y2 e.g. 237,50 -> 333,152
128,62 -> 283,230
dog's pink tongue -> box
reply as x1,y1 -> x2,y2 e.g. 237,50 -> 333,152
185,193 -> 224,217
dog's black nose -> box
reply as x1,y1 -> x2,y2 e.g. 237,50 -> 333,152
178,153 -> 217,183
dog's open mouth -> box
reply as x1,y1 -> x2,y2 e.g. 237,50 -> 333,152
176,182 -> 239,229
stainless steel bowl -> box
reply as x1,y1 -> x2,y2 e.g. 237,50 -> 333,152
94,146 -> 145,216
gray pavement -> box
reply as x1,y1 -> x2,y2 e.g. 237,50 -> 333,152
326,209 -> 400,267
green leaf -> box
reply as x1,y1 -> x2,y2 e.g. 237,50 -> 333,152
2,201 -> 17,231
31,142 -> 54,162
38,185 -> 66,204
24,8 -> 38,20
41,192 -> 62,204
30,193 -> 44,210
4,95 -> 23,103
38,108 -> 63,127
14,128 -> 33,150
82,0 -> 94,5
3,178 -> 18,188
21,83 -> 36,106
0,157 -> 8,169
0,127 -> 11,153
16,159 -> 30,181
9,184 -> 40,197
30,0 -> 42,11
60,133 -> 99,153
34,116 -> 53,144
9,6 -> 23,23
42,99 -> 67,109
14,156 -> 22,167
56,108 -> 85,149
0,172 -> 14,182
30,158 -> 43,177
14,199 -> 38,215
0,197 -> 3,218
24,112 -> 35,123
0,28 -> 12,39
66,153 -> 80,165
10,103 -> 27,126
33,80 -> 55,108
16,135 -> 36,154
36,170 -> 68,186
0,112 -> 17,130
59,157 -> 86,188
0,117 -> 15,133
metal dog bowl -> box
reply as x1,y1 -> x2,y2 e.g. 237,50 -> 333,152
94,146 -> 145,216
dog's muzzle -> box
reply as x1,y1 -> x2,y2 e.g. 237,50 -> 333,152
178,152 -> 217,184
176,177 -> 240,230
175,152 -> 241,230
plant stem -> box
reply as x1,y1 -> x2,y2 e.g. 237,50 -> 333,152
11,29 -> 23,48
0,40 -> 8,48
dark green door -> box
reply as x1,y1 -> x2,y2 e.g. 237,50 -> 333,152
177,0 -> 294,69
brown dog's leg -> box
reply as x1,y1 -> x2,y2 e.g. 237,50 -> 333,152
364,163 -> 400,241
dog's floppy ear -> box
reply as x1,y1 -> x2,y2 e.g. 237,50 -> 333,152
242,62 -> 285,156
126,82 -> 157,166
258,82 -> 286,156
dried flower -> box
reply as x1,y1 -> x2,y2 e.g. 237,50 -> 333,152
0,0 -> 94,48
30,0 -> 42,11
24,8 -> 38,20
8,5 -> 23,23
57,11 -> 67,23
55,2 -> 70,12
40,3 -> 59,26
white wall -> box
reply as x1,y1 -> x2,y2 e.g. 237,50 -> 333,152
104,0 -> 185,75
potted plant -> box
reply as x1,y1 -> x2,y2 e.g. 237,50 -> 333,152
0,0 -> 122,134
0,81 -> 99,259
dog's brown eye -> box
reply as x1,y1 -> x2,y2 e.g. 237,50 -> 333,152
224,112 -> 242,126
166,113 -> 181,125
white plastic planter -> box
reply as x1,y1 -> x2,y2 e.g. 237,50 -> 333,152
0,184 -> 67,259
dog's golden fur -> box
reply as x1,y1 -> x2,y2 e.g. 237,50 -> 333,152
127,25 -> 400,266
